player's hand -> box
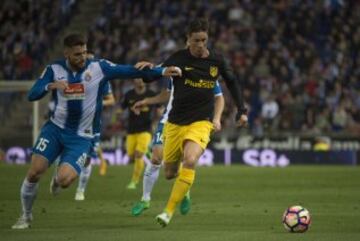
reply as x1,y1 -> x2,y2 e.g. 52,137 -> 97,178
163,66 -> 182,77
131,99 -> 148,115
135,61 -> 154,70
212,118 -> 222,132
48,81 -> 68,91
235,113 -> 248,128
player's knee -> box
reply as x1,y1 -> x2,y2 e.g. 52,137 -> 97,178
27,170 -> 42,183
58,178 -> 74,188
134,151 -> 143,159
27,155 -> 48,182
164,169 -> 176,180
182,162 -> 196,169
151,147 -> 163,165
183,153 -> 198,166
56,174 -> 76,188
152,158 -> 162,166
151,155 -> 162,165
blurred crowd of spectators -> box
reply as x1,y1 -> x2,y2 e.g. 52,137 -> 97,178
89,0 -> 360,136
1,0 -> 359,137
0,0 -> 77,80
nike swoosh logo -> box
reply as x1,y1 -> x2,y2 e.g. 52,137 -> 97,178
184,67 -> 194,71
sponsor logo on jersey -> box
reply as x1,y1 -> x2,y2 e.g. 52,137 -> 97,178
184,79 -> 215,89
184,66 -> 194,71
64,83 -> 85,100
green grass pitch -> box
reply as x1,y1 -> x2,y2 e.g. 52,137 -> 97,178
0,164 -> 359,241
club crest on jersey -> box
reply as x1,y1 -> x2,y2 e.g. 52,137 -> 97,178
210,66 -> 218,77
84,71 -> 92,82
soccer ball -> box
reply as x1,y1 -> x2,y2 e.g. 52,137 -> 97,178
282,205 -> 311,233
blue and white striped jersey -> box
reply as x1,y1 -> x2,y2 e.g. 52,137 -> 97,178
28,59 -> 165,138
159,79 -> 223,124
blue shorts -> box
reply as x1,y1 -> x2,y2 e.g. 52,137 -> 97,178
32,121 -> 92,174
88,135 -> 100,158
152,122 -> 164,146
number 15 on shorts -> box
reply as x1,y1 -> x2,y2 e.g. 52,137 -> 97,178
36,138 -> 49,152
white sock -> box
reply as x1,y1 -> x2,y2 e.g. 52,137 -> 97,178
77,164 -> 92,193
142,163 -> 161,201
20,178 -> 39,218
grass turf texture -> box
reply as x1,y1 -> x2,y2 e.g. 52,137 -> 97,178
0,164 -> 359,241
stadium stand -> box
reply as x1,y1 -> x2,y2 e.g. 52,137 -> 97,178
0,0 -> 78,80
88,0 -> 359,136
1,0 -> 359,144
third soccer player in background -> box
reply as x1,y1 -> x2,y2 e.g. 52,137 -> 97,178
120,78 -> 158,190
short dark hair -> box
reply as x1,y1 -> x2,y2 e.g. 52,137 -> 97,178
63,33 -> 87,48
187,19 -> 209,35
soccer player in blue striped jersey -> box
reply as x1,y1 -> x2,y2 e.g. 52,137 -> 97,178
12,33 -> 181,229
130,78 -> 224,216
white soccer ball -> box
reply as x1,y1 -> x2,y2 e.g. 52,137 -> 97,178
282,205 -> 311,233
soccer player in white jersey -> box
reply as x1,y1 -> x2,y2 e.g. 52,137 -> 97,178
11,33 -> 181,229
130,78 -> 224,216
74,81 -> 115,201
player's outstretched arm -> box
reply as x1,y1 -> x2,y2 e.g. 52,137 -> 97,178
28,66 -> 55,101
135,61 -> 182,83
135,61 -> 182,78
100,60 -> 181,81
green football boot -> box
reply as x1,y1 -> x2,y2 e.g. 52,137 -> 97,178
180,192 -> 191,215
131,200 -> 150,216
